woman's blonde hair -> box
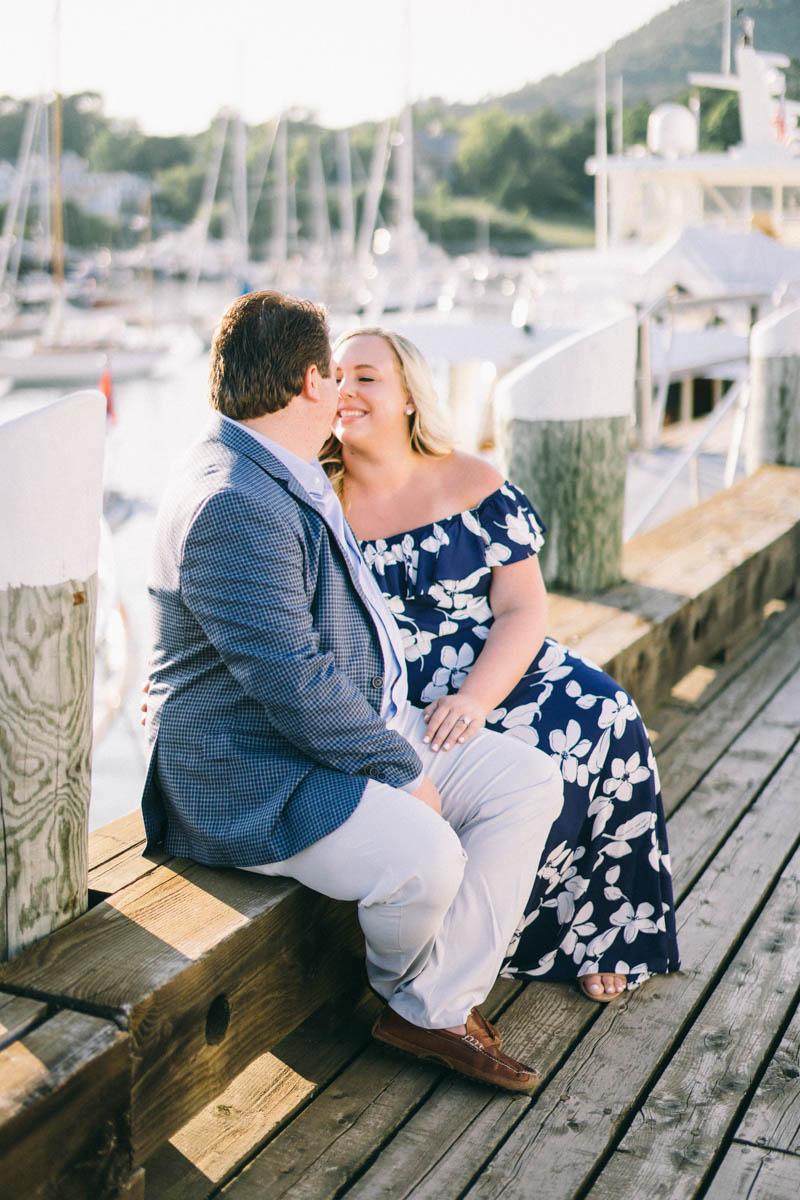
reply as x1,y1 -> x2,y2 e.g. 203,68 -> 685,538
320,326 -> 454,494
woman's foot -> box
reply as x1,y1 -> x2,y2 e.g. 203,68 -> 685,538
578,973 -> 627,1002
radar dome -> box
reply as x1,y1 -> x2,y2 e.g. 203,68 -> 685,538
647,103 -> 698,158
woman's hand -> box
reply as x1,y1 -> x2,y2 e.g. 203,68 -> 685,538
140,679 -> 150,727
422,694 -> 486,752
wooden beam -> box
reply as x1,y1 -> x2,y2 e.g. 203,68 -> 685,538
0,860 -> 365,1163
0,1008 -> 130,1199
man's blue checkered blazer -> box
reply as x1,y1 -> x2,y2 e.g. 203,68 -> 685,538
141,414 -> 422,867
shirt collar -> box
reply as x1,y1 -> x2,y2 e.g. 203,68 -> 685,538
221,414 -> 326,499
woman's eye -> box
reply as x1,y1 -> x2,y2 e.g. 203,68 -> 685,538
358,375 -> 375,382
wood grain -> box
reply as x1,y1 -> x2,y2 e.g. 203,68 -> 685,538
705,1141 -> 800,1200
220,978 -> 524,1200
654,603 -> 800,814
545,464 -> 800,716
0,990 -> 47,1051
143,988 -> 382,1200
505,414 -> 628,593
749,352 -> 800,468
733,998 -> 800,1155
0,1007 -> 130,1199
0,860 -> 367,1162
0,575 -> 97,960
430,741 -> 800,1200
585,846 -> 800,1198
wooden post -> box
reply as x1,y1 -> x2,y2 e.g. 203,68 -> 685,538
0,391 -> 106,960
746,302 -> 800,472
494,314 -> 637,593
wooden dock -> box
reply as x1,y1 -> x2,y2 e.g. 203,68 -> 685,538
134,595 -> 800,1200
1,464 -> 799,1198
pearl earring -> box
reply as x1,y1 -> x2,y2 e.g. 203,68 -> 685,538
405,405 -> 415,415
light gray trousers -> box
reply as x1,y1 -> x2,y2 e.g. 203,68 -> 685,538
244,704 -> 563,1029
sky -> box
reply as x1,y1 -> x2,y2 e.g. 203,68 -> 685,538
5,0 -> 685,134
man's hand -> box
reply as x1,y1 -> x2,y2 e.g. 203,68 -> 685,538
423,694 -> 486,752
413,773 -> 442,815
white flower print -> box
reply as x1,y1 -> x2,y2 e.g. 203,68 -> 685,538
361,538 -> 389,574
502,700 -> 548,730
401,627 -> 435,663
385,594 -> 406,616
419,643 -> 475,701
513,948 -> 558,977
420,523 -> 449,554
500,507 -> 545,552
550,720 -> 592,786
610,901 -> 659,943
603,863 -> 624,901
597,691 -> 639,738
585,925 -> 621,959
602,753 -> 652,802
485,540 -> 513,567
399,534 -> 419,585
560,901 -> 597,963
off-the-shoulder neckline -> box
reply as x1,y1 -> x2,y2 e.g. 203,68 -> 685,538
358,483 -> 518,545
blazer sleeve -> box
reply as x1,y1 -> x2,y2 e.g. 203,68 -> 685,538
180,486 -> 422,788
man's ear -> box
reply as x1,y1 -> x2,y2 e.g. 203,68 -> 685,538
303,362 -> 321,400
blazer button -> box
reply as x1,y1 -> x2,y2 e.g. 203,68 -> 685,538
371,675 -> 384,690
367,766 -> 382,779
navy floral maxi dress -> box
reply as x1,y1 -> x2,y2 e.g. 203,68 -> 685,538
360,482 -> 680,988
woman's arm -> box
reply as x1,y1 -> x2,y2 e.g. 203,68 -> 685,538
423,554 -> 548,750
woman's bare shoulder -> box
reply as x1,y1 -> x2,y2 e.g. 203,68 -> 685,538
439,451 -> 505,510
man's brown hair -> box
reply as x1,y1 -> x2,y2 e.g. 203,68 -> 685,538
209,290 -> 331,420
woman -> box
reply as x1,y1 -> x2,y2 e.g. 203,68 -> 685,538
323,326 -> 679,1001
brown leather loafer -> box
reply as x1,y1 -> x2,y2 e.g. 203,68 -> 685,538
372,1007 -> 539,1095
470,1007 -> 502,1048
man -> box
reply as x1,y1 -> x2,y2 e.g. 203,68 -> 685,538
142,290 -> 563,1094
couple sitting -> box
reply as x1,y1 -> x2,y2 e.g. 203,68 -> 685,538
142,290 -> 679,1094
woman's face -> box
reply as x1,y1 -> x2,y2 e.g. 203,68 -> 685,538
334,335 -> 413,448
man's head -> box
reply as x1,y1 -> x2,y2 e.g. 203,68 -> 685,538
209,290 -> 332,420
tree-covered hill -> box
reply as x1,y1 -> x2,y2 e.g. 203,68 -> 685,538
499,0 -> 800,117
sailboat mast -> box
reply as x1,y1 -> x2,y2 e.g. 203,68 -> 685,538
50,0 -> 64,294
722,0 -> 733,74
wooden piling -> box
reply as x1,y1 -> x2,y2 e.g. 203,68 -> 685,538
747,302 -> 800,471
0,391 -> 106,960
494,314 -> 637,593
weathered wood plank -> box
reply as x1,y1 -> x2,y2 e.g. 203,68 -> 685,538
417,739 -> 800,1200
87,806 -> 167,899
733,995 -> 800,1154
584,846 -> 800,1199
115,1168 -> 146,1199
0,990 -> 47,1051
667,663 -> 800,896
143,988 -> 383,1200
654,603 -> 800,813
649,600 -> 800,759
621,465 -> 800,576
88,809 -> 146,871
0,1008 -> 130,1199
0,861 -> 366,1163
704,1142 -> 800,1200
0,576 -> 97,960
220,979 -> 524,1200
